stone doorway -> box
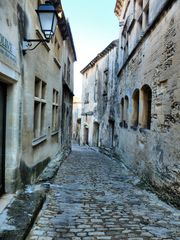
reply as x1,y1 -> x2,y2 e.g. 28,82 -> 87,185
93,122 -> 99,147
84,127 -> 89,145
109,120 -> 114,148
0,82 -> 6,196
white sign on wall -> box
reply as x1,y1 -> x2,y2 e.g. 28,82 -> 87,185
0,33 -> 17,64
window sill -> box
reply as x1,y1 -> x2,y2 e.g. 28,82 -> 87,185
32,135 -> 47,147
51,130 -> 59,136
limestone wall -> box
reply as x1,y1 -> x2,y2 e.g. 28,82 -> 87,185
114,0 -> 180,200
20,0 -> 63,185
0,0 -> 76,192
80,66 -> 97,146
0,0 -> 24,192
98,47 -> 118,148
80,43 -> 118,147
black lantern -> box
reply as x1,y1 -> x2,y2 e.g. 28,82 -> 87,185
36,1 -> 58,40
22,1 -> 59,54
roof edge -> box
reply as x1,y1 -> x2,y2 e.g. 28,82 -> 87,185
114,0 -> 124,17
80,40 -> 118,74
53,0 -> 77,61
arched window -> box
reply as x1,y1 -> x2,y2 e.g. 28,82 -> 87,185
131,89 -> 139,129
140,85 -> 152,129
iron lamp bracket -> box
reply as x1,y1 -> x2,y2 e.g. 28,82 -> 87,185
22,39 -> 50,55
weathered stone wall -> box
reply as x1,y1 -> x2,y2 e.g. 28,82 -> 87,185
0,0 -> 24,192
98,47 -> 118,148
114,0 -> 180,203
21,0 -> 63,185
80,66 -> 97,146
80,42 -> 118,147
61,35 -> 75,153
0,0 -> 76,192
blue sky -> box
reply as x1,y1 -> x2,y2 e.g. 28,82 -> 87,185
61,0 -> 119,97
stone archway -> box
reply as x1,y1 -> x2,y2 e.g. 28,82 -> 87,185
93,122 -> 99,147
83,123 -> 89,145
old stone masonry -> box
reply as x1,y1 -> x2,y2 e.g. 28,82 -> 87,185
27,145 -> 180,240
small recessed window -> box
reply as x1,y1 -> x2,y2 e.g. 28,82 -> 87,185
34,78 -> 47,138
140,84 -> 152,129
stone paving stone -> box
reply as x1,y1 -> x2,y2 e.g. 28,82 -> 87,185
82,237 -> 93,240
29,237 -> 39,240
97,237 -> 112,240
77,232 -> 88,237
88,231 -> 105,236
38,237 -> 53,240
26,145 -> 180,240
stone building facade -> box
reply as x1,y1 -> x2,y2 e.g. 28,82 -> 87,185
80,0 -> 179,206
61,20 -> 77,152
0,0 -> 76,195
113,0 -> 180,205
72,96 -> 82,144
80,40 -> 118,147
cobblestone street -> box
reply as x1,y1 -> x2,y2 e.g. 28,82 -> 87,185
27,145 -> 180,240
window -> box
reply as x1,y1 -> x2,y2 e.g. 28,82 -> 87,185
122,26 -> 129,61
84,92 -> 89,104
34,78 -> 47,138
143,2 -> 149,29
103,70 -> 108,96
124,96 -> 129,128
109,120 -> 115,148
94,79 -> 98,102
52,89 -> 59,132
94,65 -> 98,102
140,85 -> 152,129
135,0 -> 143,20
120,96 -> 129,128
54,36 -> 61,60
120,98 -> 124,127
102,70 -> 108,114
67,58 -> 71,84
131,89 -> 139,129
136,0 -> 143,38
124,31 -> 129,60
138,15 -> 143,36
137,0 -> 143,12
63,63 -> 66,81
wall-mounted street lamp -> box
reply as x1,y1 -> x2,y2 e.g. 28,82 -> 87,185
22,1 -> 58,54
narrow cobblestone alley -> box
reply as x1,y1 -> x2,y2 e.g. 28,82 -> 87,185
27,145 -> 180,240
